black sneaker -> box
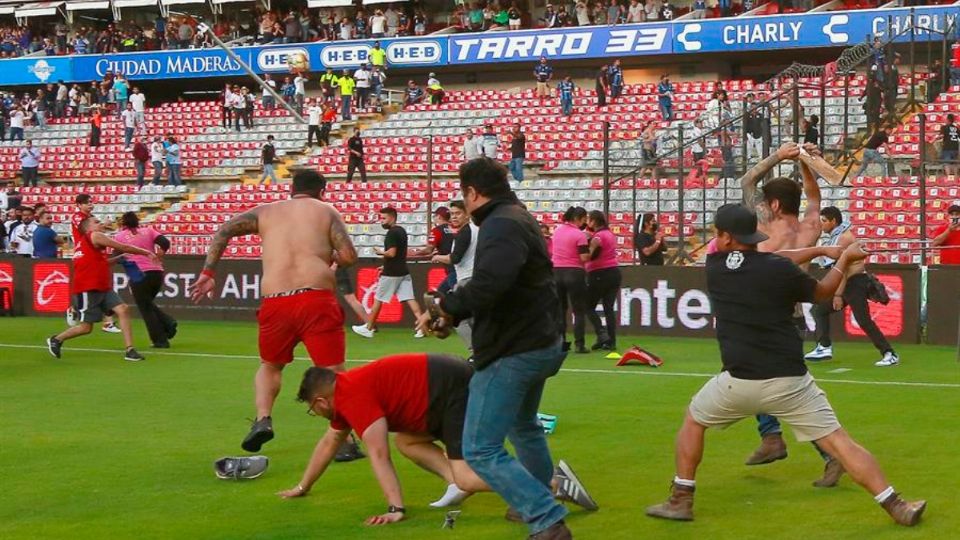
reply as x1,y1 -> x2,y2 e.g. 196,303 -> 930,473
124,348 -> 146,362
165,321 -> 178,341
241,416 -> 274,452
334,435 -> 366,462
47,336 -> 62,359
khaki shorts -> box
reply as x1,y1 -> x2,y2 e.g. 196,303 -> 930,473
536,82 -> 550,97
375,274 -> 415,303
689,371 -> 841,442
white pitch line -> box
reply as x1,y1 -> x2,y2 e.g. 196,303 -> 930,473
4,343 -> 958,389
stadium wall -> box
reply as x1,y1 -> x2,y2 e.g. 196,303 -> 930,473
1,5 -> 955,86
1,256 -> 941,345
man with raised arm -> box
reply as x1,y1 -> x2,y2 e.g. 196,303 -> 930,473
739,141 -> 838,480
189,170 -> 357,453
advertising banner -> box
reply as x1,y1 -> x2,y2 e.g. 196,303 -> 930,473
3,256 -> 921,346
925,265 -> 960,346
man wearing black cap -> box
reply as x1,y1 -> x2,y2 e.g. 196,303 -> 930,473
645,204 -> 925,527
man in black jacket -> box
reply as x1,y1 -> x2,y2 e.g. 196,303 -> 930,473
417,158 -> 572,540
346,127 -> 367,183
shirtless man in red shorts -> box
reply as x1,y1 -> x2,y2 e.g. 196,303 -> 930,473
190,170 -> 357,453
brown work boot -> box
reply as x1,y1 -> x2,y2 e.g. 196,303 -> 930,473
881,493 -> 926,526
812,458 -> 846,488
528,520 -> 572,540
645,482 -> 695,521
744,434 -> 788,465
505,507 -> 524,523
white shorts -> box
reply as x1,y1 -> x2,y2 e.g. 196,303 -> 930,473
375,275 -> 415,303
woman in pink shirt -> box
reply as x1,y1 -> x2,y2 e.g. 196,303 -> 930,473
551,206 -> 590,353
115,212 -> 177,348
585,210 -> 621,351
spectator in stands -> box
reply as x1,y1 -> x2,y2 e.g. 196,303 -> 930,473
557,76 -> 576,116
319,102 -> 336,146
481,125 -> 499,160
385,7 -> 401,36
606,0 -> 623,25
262,74 -> 277,110
534,56 -> 554,102
609,59 -> 624,103
346,127 -> 367,183
121,103 -> 137,150
9,105 -> 25,141
319,68 -> 338,103
243,87 -> 255,129
640,121 -> 658,177
463,129 -> 483,161
882,59 -> 900,123
7,206 -> 36,257
927,60 -> 944,104
508,3 -> 523,30
720,129 -> 736,179
371,66 -> 387,105
230,86 -> 245,132
370,9 -> 387,38
931,204 -> 960,265
31,89 -> 48,131
398,10 -> 412,36
164,135 -> 182,186
132,136 -> 149,188
856,125 -> 891,177
259,135 -> 279,185
354,63 -> 371,109
635,213 -> 666,265
338,70 -> 355,120
404,80 -> 424,109
803,115 -> 820,148
307,99 -> 323,147
509,124 -> 526,182
284,10 -> 302,43
150,136 -> 165,185
0,97 -> 7,141
294,72 -> 307,114
338,16 -> 354,40
222,83 -> 235,130
32,210 -> 62,259
595,64 -> 610,109
113,73 -> 129,117
115,211 -> 176,349
657,74 -> 673,121
280,76 -> 296,110
129,87 -> 146,129
627,0 -> 645,22
941,114 -> 959,176
55,81 -> 68,119
863,75 -> 883,131
744,93 -> 764,161
19,140 -> 41,188
575,0 -> 592,25
414,10 -> 427,35
426,73 -> 445,105
646,0 -> 662,21
689,118 -> 705,162
691,0 -> 707,18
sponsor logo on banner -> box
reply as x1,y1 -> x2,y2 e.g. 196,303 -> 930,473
28,60 -> 56,82
0,262 -> 13,310
357,267 -> 401,323
33,263 -> 71,312
822,15 -> 850,44
844,274 -> 903,339
257,47 -> 310,72
619,279 -> 713,331
386,41 -> 443,64
321,44 -> 370,68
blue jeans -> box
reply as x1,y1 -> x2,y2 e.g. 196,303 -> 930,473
463,340 -> 568,535
856,148 -> 887,176
35,111 -> 47,129
437,268 -> 457,295
341,95 -> 352,120
167,163 -> 182,185
262,95 -> 275,110
124,127 -> 134,147
259,163 -> 278,184
509,157 -> 524,181
561,98 -> 573,116
659,100 -> 672,121
116,98 -> 127,115
135,160 -> 145,187
152,160 -> 163,184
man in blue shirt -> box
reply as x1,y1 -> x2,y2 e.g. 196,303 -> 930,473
557,76 -> 576,116
657,74 -> 674,121
164,136 -> 182,186
32,210 -> 62,258
534,56 -> 554,101
609,59 -> 624,102
113,74 -> 129,117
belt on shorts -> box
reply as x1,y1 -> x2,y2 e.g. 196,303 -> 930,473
263,287 -> 324,299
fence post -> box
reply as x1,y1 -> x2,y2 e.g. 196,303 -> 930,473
603,121 -> 611,216
740,97 -> 749,176
426,134 -> 434,231
918,113 -> 927,267
631,171 -> 637,265
676,124 -> 686,260
842,71 -> 850,153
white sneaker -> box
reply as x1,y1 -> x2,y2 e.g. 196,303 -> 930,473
429,483 -> 471,508
874,351 -> 900,367
413,329 -> 425,339
351,324 -> 374,339
804,344 -> 833,361
101,323 -> 122,334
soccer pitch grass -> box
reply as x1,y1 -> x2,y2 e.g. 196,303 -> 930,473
1,317 -> 957,540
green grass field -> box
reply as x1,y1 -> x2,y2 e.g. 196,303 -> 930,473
1,317 -> 957,540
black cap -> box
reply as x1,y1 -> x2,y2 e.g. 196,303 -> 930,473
714,204 -> 769,245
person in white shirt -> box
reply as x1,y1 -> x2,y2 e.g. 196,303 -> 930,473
481,124 -> 499,159
262,73 -> 277,110
628,0 -> 645,22
646,0 -> 662,20
150,136 -> 165,185
19,140 -> 42,187
121,103 -> 138,149
9,106 -> 25,141
307,99 -> 323,146
339,17 -> 353,40
369,9 -> 387,37
129,87 -> 146,128
689,118 -> 706,162
353,64 -> 372,109
230,90 -> 246,132
294,74 -> 307,113
384,7 -> 400,36
463,129 -> 483,161
56,81 -> 69,118
8,206 -> 37,257
222,84 -> 235,130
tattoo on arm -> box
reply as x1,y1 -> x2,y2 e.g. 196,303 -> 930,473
330,215 -> 357,267
204,211 -> 258,272
740,154 -> 782,225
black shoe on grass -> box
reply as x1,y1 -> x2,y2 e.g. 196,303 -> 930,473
47,336 -> 62,359
242,416 -> 274,452
334,435 -> 366,462
124,348 -> 146,362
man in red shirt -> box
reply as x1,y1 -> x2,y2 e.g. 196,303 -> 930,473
47,216 -> 157,362
69,194 -> 122,334
931,204 -> 960,265
277,353 -> 597,526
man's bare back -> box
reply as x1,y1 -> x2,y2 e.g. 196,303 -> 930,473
191,194 -> 356,300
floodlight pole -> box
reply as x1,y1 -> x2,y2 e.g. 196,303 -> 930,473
172,12 -> 306,125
